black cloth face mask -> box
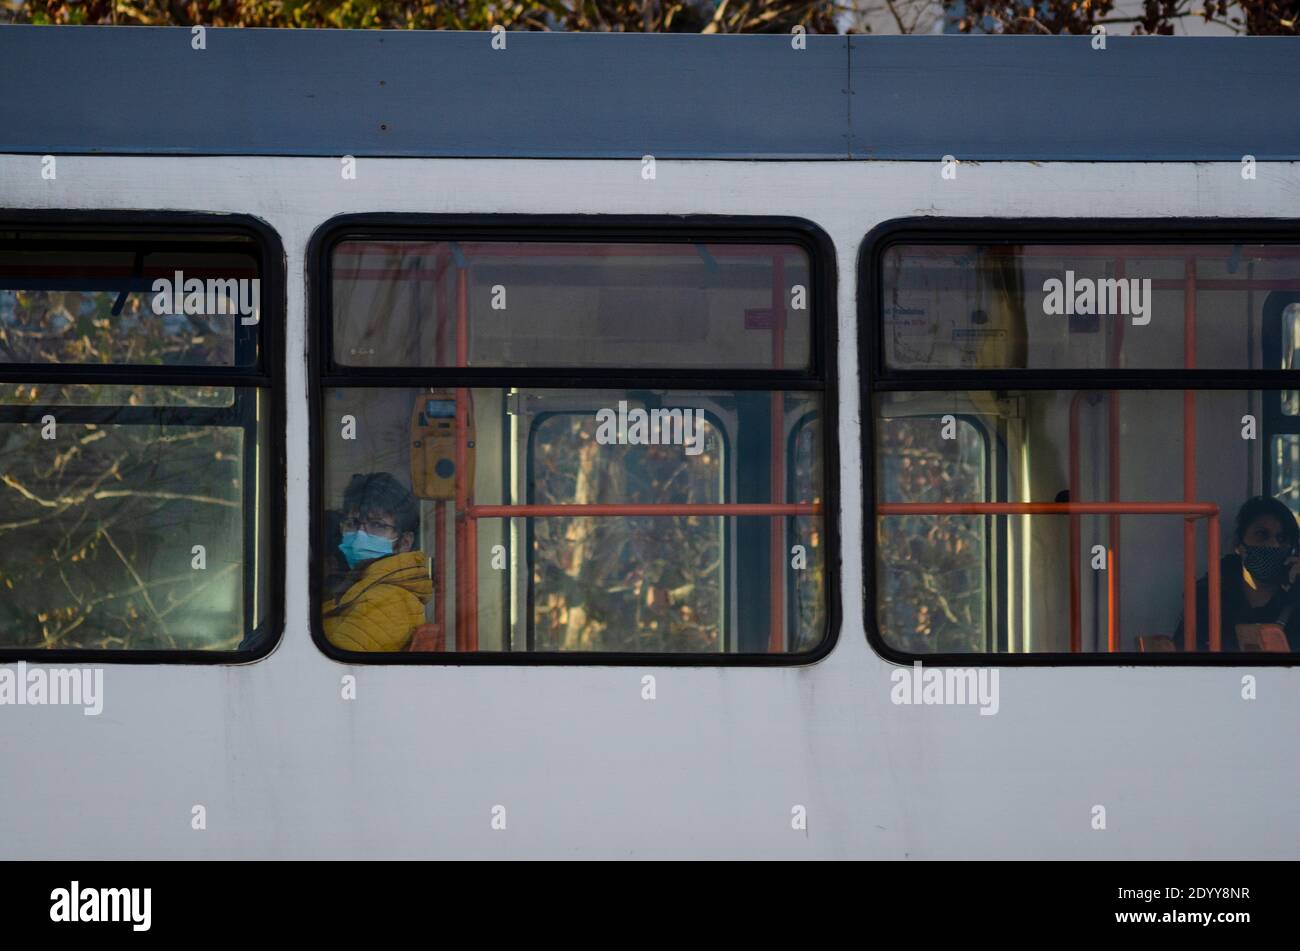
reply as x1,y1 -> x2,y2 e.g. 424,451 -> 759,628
1241,544 -> 1291,585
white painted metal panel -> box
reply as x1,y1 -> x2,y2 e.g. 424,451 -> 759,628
1,156 -> 1297,858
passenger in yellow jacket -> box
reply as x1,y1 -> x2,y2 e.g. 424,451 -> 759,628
323,472 -> 432,652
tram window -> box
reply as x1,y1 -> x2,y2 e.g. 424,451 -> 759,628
0,224 -> 277,657
868,231 -> 1300,660
315,226 -> 833,660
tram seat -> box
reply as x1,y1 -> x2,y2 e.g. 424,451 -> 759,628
1137,635 -> 1177,652
408,623 -> 445,652
1235,623 -> 1289,652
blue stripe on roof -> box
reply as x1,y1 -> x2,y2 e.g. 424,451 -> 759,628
850,36 -> 1300,161
0,27 -> 848,159
1,26 -> 1297,161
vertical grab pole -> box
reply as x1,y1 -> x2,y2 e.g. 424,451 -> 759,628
1107,547 -> 1117,652
1108,258 -> 1126,649
433,246 -> 449,648
434,503 -> 446,644
455,265 -> 478,651
1208,512 -> 1222,651
1108,394 -> 1122,649
769,253 -> 786,652
1069,393 -> 1083,651
1183,257 -> 1198,652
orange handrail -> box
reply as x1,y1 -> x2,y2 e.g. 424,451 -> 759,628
876,501 -> 1221,652
1068,392 -> 1085,651
877,502 -> 1217,516
1183,258 -> 1198,652
432,245 -> 450,649
455,266 -> 476,652
1107,547 -> 1117,652
769,254 -> 787,652
470,503 -> 818,518
1109,257 -> 1127,650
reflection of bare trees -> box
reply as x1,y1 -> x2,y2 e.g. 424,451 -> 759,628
2,289 -> 235,367
531,415 -> 723,652
529,406 -> 826,653
0,417 -> 245,650
0,287 -> 247,651
879,419 -> 986,653
792,421 -> 825,651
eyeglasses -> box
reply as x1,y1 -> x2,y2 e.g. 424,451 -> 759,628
340,517 -> 399,537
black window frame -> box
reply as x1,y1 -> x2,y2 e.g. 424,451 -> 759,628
0,210 -> 286,664
860,216 -> 1300,667
308,213 -> 840,666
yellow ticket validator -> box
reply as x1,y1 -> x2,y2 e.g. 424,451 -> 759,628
410,391 -> 473,500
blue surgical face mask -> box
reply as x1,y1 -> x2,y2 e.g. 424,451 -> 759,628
339,530 -> 394,569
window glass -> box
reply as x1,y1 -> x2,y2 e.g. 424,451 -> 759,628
881,243 -> 1300,371
0,397 -> 269,651
875,388 -> 1299,656
0,246 -> 260,367
331,240 -> 812,370
321,228 -> 832,661
872,233 -> 1300,661
529,411 -> 724,652
0,382 -> 234,408
1280,302 -> 1300,415
319,387 -> 827,655
1270,434 -> 1300,520
0,229 -> 274,655
877,411 -> 988,653
790,415 -> 827,652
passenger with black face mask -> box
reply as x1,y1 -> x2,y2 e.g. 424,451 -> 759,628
1174,495 -> 1300,652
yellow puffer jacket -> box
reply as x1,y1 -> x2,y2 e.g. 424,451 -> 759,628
323,551 -> 433,652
